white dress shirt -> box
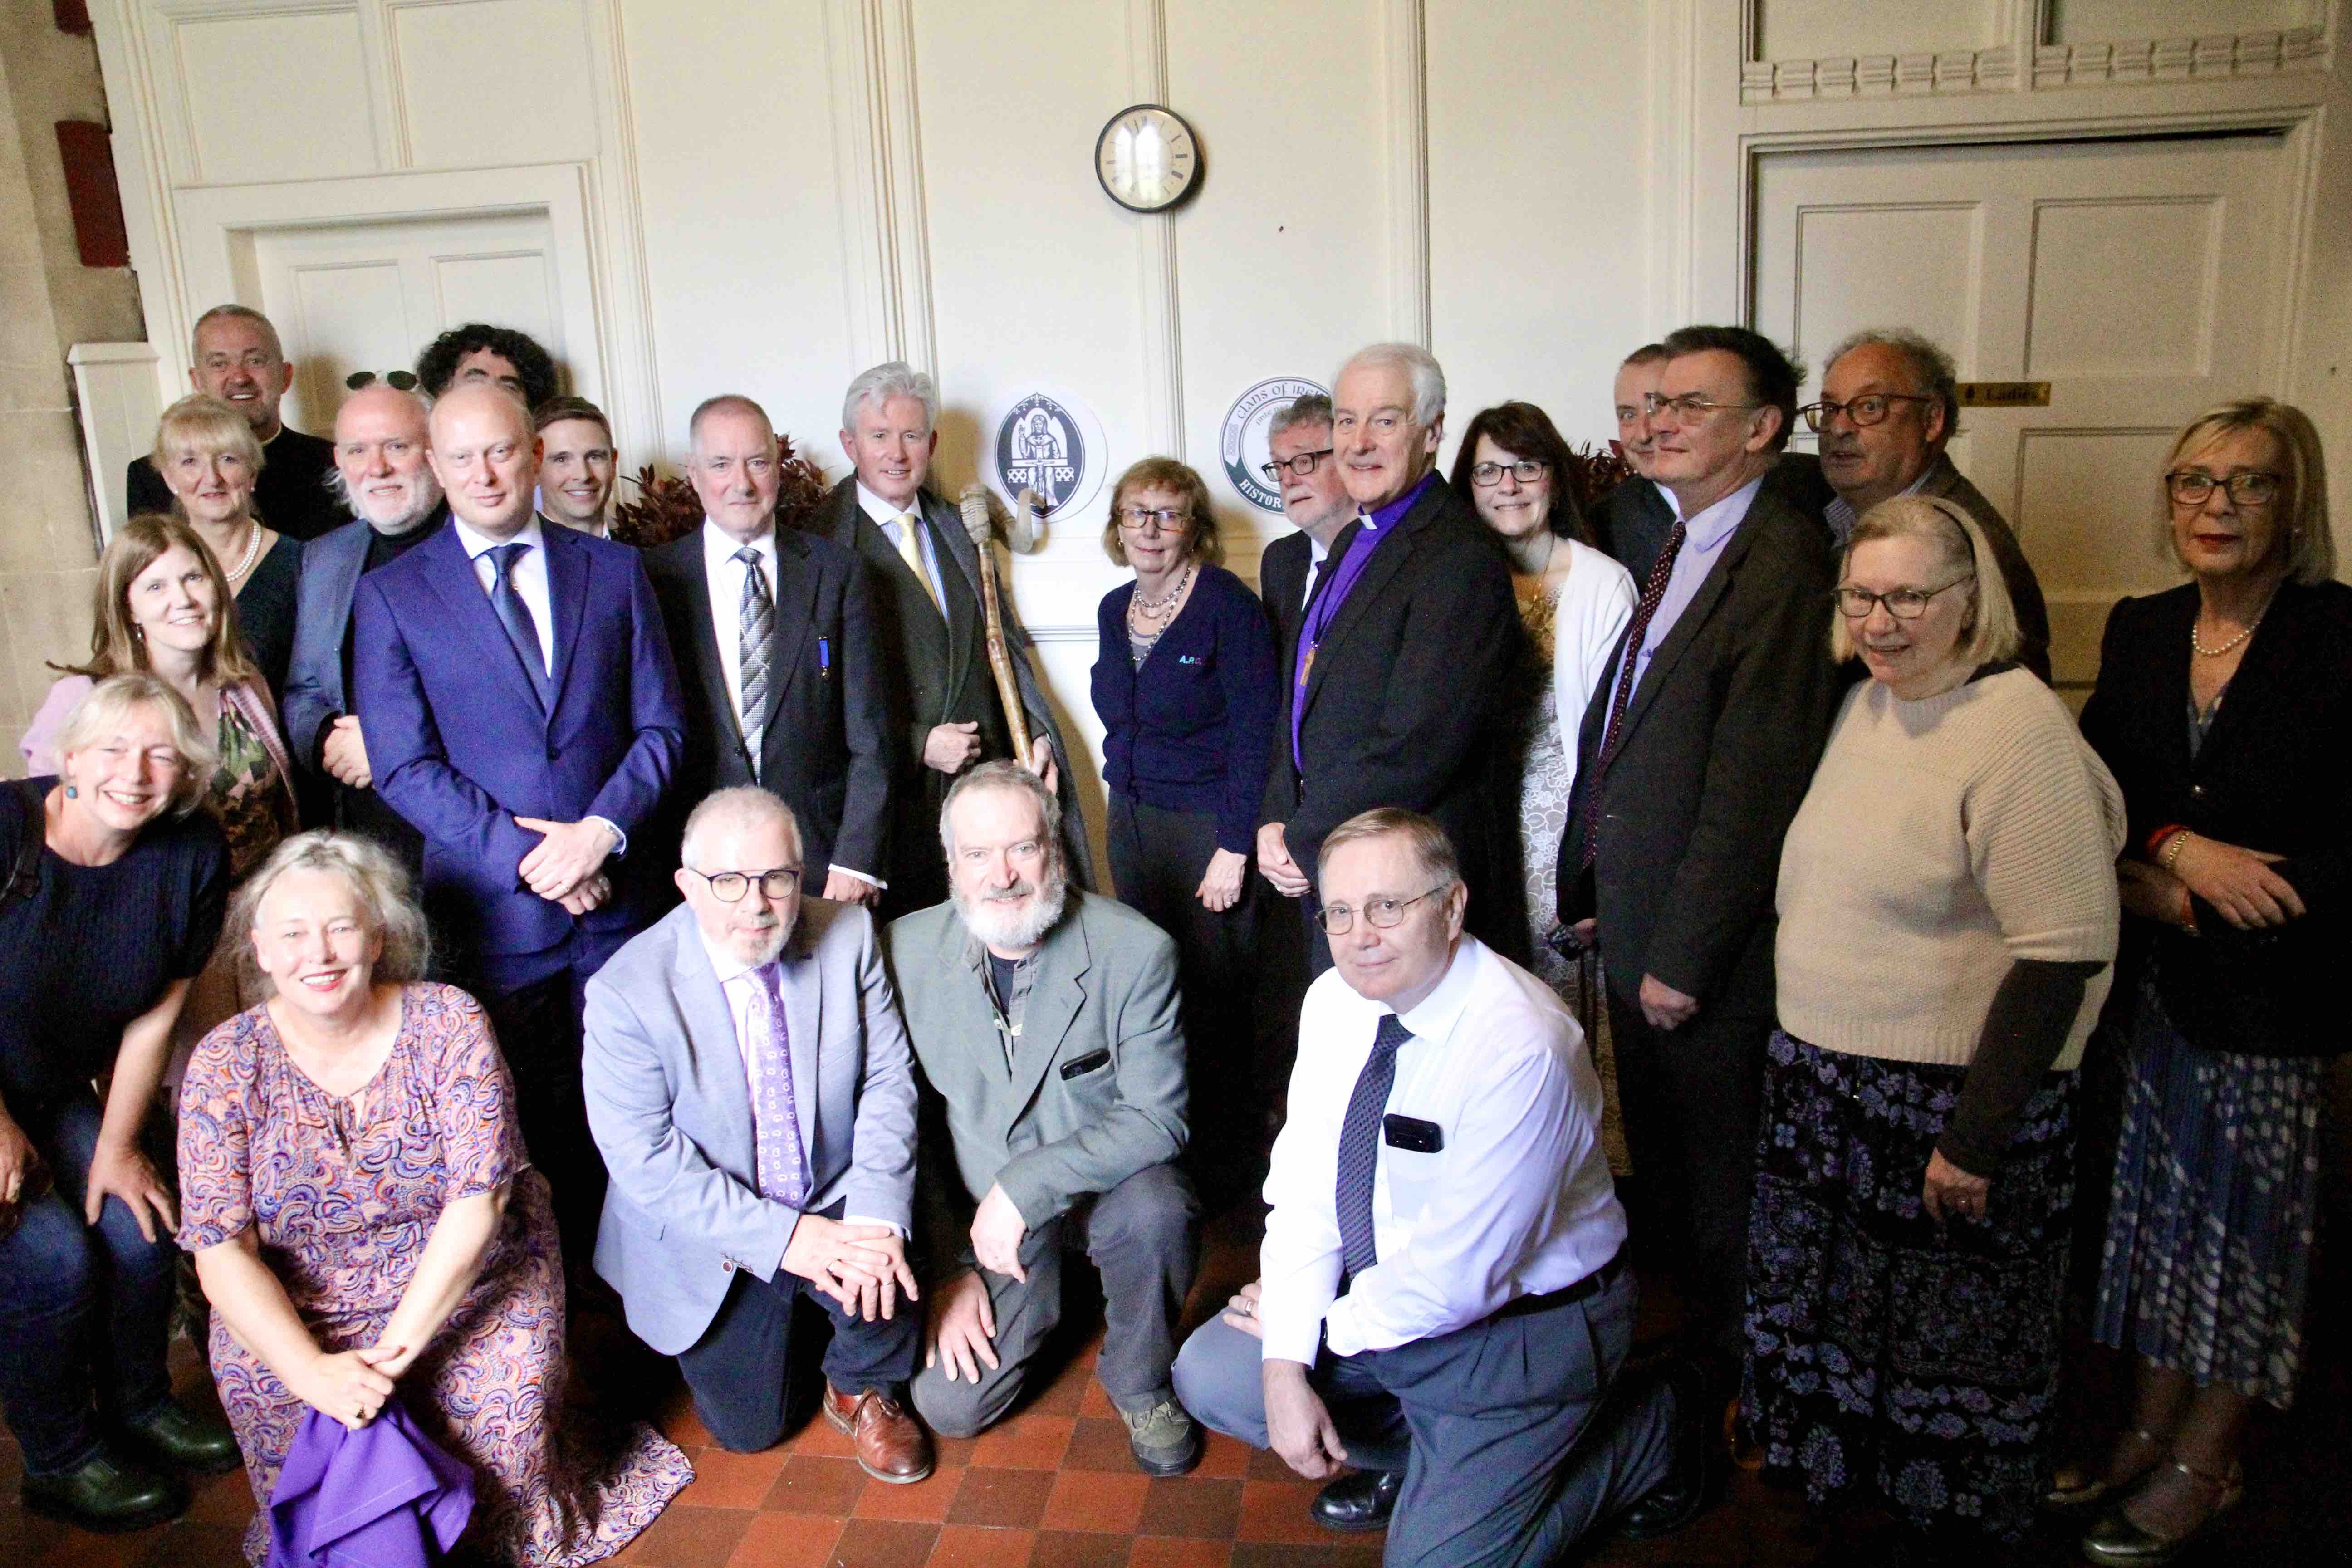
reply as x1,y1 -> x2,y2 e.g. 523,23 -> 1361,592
699,518 -> 776,740
454,512 -> 557,674
1300,534 -> 1332,610
858,481 -> 950,610
1257,936 -> 1627,1363
696,925 -> 902,1242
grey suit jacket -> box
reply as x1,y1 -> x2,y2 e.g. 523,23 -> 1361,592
582,897 -> 919,1354
883,890 -> 1186,1255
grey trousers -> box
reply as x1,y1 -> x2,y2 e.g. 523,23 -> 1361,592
912,1163 -> 1198,1437
1172,1267 -> 1672,1568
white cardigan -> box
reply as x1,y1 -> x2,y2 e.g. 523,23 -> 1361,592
1549,539 -> 1637,806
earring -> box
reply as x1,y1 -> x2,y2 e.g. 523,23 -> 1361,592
64,784 -> 78,798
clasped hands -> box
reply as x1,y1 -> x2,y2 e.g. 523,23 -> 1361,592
298,1339 -> 415,1433
924,1183 -> 1027,1384
2122,832 -> 2304,932
782,1213 -> 918,1323
514,815 -> 616,912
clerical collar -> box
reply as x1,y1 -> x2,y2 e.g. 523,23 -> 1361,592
1358,470 -> 1436,533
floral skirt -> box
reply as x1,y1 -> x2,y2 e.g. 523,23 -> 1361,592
1743,1030 -> 2074,1544
2091,975 -> 2322,1407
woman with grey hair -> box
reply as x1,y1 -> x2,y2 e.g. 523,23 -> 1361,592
179,831 -> 692,1565
0,673 -> 239,1533
1749,495 -> 2124,1553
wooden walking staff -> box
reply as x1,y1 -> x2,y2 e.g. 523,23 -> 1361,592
958,482 -> 1039,771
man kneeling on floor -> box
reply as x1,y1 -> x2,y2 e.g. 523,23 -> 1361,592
888,760 -> 1203,1475
583,786 -> 934,1483
1173,808 -> 1711,1563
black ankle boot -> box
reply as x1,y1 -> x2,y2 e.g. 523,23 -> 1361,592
20,1444 -> 188,1534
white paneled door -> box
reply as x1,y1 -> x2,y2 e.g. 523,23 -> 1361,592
1754,132 -> 2295,694
251,211 -> 566,438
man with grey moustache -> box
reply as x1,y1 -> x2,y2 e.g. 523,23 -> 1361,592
281,382 -> 449,858
885,761 -> 1200,1475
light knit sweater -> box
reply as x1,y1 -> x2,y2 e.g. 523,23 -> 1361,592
1774,667 -> 2126,1070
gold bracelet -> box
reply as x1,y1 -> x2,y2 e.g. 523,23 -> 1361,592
2159,830 -> 2191,872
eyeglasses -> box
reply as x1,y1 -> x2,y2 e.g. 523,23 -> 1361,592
685,866 -> 802,902
2166,469 -> 2283,508
1645,392 -> 1762,421
1469,460 -> 1549,487
1260,449 -> 1335,482
1799,393 -> 1933,432
1316,883 -> 1452,936
1117,506 -> 1190,532
1833,575 -> 1975,620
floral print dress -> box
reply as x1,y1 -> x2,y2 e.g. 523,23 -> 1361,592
178,984 -> 691,1565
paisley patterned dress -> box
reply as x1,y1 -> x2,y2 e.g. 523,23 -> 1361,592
177,984 -> 691,1565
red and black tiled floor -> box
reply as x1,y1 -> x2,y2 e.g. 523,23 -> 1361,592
6,1197 -> 2348,1568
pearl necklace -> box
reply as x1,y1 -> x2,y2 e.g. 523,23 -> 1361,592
219,519 -> 262,584
1129,564 -> 1193,629
2190,587 -> 2278,657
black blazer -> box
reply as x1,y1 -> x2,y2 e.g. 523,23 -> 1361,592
1560,476 -> 1842,1016
2078,579 -> 2352,1057
1258,478 -> 1522,956
1590,476 -> 1676,584
645,525 -> 894,881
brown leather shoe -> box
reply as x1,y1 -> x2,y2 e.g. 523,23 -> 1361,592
823,1384 -> 934,1485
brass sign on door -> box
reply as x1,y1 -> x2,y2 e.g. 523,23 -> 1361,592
1955,381 -> 2051,407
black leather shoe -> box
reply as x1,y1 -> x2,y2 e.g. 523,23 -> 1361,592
20,1445 -> 188,1534
1617,1356 -> 1713,1540
1312,1467 -> 1402,1532
122,1400 -> 241,1476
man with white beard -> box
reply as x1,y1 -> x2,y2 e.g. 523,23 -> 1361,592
282,382 -> 450,863
883,761 -> 1202,1475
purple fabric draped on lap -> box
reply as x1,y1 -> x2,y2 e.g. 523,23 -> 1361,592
266,1400 -> 473,1568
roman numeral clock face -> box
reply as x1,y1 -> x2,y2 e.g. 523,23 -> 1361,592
1096,104 -> 1200,214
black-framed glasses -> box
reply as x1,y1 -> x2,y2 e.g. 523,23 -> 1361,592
1117,506 -> 1189,532
2166,469 -> 2283,508
1645,392 -> 1761,420
1260,449 -> 1335,482
1469,460 -> 1549,487
1316,883 -> 1451,936
1799,393 -> 1932,432
685,866 -> 802,902
1833,575 -> 1975,620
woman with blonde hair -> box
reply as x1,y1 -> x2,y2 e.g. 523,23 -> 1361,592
2061,399 -> 2349,1564
0,675 -> 239,1533
149,393 -> 304,695
179,830 -> 692,1565
22,514 -> 298,1055
1749,493 -> 2125,1554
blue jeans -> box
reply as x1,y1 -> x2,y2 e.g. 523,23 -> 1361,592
0,1092 -> 177,1474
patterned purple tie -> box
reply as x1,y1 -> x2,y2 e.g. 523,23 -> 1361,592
751,961 -> 808,1207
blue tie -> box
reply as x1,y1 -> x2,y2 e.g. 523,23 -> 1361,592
484,541 -> 551,707
1336,1014 -> 1411,1286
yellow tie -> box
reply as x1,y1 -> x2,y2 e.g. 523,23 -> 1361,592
893,511 -> 942,612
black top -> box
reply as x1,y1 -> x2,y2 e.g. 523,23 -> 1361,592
126,426 -> 350,543
0,780 -> 229,1109
1092,564 -> 1278,854
2078,578 -> 2352,1057
236,533 -> 304,702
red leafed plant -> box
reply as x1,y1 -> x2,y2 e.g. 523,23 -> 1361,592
1561,442 -> 1633,518
608,432 -> 832,549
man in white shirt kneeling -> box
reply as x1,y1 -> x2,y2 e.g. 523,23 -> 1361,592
1173,807 -> 1709,1564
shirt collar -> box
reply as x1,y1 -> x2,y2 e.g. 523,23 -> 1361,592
1357,470 -> 1437,534
1677,474 -> 1765,551
1389,933 -> 1483,1044
702,516 -> 775,564
857,482 -> 926,528
451,512 -> 546,560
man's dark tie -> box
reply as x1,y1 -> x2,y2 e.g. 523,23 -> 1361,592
735,546 -> 774,768
1578,518 -> 1687,871
484,541 -> 551,707
1336,1014 -> 1413,1284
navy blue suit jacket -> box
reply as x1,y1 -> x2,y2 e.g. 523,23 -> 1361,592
353,519 -> 685,983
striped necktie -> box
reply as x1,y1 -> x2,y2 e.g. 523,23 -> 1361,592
734,546 -> 773,764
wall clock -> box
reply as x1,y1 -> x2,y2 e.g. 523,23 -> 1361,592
1095,103 -> 1200,214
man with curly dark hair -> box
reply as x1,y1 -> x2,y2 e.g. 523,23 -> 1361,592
413,322 -> 561,410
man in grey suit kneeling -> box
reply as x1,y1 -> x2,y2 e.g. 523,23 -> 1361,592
583,787 -> 935,1483
1172,808 -> 1711,1563
888,761 -> 1203,1475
